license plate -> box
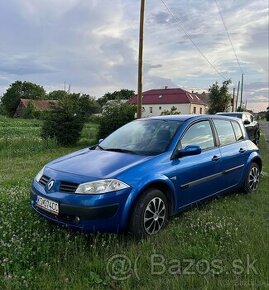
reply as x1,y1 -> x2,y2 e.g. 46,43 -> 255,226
36,196 -> 59,215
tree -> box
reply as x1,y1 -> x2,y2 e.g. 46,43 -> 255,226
22,102 -> 36,119
266,107 -> 269,121
41,94 -> 91,146
97,103 -> 136,139
97,89 -> 134,107
161,106 -> 180,115
1,81 -> 46,117
208,80 -> 232,114
77,94 -> 101,119
46,90 -> 69,100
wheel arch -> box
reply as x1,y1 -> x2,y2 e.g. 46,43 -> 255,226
251,156 -> 262,171
122,179 -> 177,231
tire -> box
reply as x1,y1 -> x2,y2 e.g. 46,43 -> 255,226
243,162 -> 260,193
129,188 -> 168,239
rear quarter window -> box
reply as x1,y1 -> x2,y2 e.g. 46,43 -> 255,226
213,119 -> 236,146
231,121 -> 244,141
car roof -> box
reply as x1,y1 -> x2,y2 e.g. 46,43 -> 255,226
142,114 -> 242,122
146,115 -> 197,121
216,112 -> 249,116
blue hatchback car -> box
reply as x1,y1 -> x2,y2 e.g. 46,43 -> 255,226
31,115 -> 262,238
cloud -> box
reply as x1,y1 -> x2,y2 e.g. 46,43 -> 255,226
0,0 -> 268,112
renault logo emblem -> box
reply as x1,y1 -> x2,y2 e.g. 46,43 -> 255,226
47,180 -> 55,190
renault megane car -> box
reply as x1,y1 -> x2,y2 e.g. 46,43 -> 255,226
31,115 -> 262,238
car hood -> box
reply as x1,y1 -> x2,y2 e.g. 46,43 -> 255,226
47,148 -> 152,179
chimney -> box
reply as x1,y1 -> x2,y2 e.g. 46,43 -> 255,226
164,86 -> 168,89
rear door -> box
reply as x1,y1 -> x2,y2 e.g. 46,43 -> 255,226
212,119 -> 248,189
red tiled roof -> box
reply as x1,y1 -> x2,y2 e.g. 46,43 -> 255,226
20,99 -> 58,110
129,88 -> 207,106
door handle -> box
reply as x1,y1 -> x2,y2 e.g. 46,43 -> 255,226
239,148 -> 246,153
212,155 -> 221,161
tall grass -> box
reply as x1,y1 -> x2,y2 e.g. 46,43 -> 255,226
0,117 -> 268,289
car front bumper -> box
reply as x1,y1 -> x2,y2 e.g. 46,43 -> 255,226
30,180 -> 132,233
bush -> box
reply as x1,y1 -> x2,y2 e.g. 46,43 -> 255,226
41,94 -> 86,146
97,103 -> 136,139
161,106 -> 180,115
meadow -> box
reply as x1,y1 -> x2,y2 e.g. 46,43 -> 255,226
0,116 -> 268,289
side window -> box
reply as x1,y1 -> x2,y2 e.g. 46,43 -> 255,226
213,120 -> 236,146
231,121 -> 244,141
181,121 -> 215,150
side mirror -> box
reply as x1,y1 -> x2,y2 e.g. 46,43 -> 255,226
243,120 -> 250,125
98,138 -> 104,144
173,145 -> 202,159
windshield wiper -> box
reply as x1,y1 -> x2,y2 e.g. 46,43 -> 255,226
95,144 -> 104,150
104,148 -> 138,154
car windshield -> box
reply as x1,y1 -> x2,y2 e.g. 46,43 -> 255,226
99,119 -> 182,155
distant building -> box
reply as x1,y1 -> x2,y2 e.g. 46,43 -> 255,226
14,99 -> 58,117
129,87 -> 207,117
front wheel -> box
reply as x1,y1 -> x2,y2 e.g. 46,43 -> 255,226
243,162 -> 260,193
129,188 -> 168,238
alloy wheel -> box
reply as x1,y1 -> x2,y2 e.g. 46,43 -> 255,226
248,166 -> 260,191
143,197 -> 166,235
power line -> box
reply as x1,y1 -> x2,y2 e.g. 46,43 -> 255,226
159,0 -> 229,80
215,0 -> 244,74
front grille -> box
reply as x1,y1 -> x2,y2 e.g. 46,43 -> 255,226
39,175 -> 50,186
60,181 -> 78,193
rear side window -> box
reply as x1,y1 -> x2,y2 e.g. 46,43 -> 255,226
181,121 -> 215,150
231,121 -> 244,141
213,119 -> 236,146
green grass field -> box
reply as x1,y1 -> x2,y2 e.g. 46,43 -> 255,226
0,116 -> 268,289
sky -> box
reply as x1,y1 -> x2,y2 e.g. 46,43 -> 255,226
0,0 -> 268,112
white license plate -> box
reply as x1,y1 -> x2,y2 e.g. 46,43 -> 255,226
36,196 -> 59,215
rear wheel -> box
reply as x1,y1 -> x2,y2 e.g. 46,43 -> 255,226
243,162 -> 260,193
129,188 -> 168,238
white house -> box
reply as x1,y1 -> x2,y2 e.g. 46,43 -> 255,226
129,87 -> 207,118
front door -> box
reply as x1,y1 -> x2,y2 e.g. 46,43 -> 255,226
170,120 -> 224,209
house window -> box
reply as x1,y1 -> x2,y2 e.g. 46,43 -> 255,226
200,107 -> 202,114
159,106 -> 162,110
150,107 -> 153,113
193,107 -> 196,114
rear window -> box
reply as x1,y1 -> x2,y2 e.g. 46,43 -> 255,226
213,119 -> 236,146
231,121 -> 244,141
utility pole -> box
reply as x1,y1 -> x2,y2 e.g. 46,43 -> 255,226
137,0 -> 145,119
240,73 -> 244,109
232,87 -> 235,112
236,80 -> 240,111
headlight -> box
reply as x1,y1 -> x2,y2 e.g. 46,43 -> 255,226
35,167 -> 45,182
75,179 -> 130,194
